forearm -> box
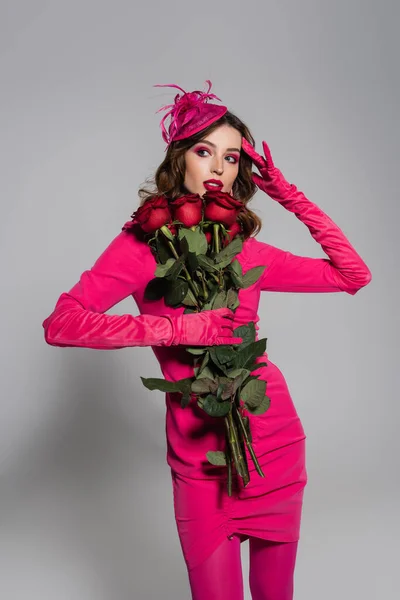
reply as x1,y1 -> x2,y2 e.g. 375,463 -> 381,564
276,181 -> 372,293
42,293 -> 173,350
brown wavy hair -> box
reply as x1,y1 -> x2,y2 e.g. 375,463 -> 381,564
136,111 -> 261,237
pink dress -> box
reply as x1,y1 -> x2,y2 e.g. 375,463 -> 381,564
42,195 -> 371,572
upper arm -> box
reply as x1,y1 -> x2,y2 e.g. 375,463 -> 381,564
51,226 -> 146,315
250,239 -> 355,294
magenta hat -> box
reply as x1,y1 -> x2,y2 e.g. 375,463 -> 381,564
153,80 -> 228,147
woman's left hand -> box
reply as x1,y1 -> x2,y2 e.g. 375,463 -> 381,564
241,137 -> 294,201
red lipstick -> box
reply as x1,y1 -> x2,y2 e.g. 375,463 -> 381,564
203,179 -> 223,191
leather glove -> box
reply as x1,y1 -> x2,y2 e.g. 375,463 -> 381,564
241,138 -> 372,293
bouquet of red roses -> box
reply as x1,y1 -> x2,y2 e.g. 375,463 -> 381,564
133,190 -> 270,494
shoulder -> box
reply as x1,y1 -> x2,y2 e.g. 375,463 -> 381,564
242,236 -> 277,259
91,220 -> 152,271
240,236 -> 290,271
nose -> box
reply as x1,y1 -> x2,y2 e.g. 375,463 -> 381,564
212,160 -> 224,176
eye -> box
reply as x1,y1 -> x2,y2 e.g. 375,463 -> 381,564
195,148 -> 211,157
226,155 -> 238,164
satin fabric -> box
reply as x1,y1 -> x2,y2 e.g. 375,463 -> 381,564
42,188 -> 371,571
171,439 -> 306,572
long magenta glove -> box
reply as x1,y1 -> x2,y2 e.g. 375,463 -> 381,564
242,138 -> 372,294
43,302 -> 239,350
42,230 -> 241,350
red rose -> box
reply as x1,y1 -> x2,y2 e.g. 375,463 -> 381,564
170,193 -> 203,227
223,221 -> 242,246
203,191 -> 243,227
134,196 -> 171,233
204,230 -> 212,244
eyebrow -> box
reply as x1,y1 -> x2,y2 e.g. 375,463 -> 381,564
196,140 -> 241,153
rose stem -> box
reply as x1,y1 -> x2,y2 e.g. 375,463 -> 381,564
232,402 -> 265,478
213,223 -> 220,254
213,223 -> 224,289
228,410 -> 249,484
160,231 -> 200,302
200,273 -> 209,299
224,428 -> 233,497
224,414 -> 243,478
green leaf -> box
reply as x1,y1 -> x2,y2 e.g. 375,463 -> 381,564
215,256 -> 237,269
215,345 -> 237,365
144,278 -> 167,301
179,236 -> 190,258
212,289 -> 227,309
155,236 -> 171,264
165,255 -> 185,280
216,383 -> 224,400
246,394 -> 271,415
249,362 -> 268,371
187,251 -> 199,273
241,379 -> 267,408
198,351 -> 210,374
236,338 -> 267,369
178,227 -> 208,255
214,236 -> 243,264
233,323 -> 256,349
242,266 -> 266,288
197,365 -> 214,380
227,368 -> 250,379
227,264 -> 244,288
197,254 -> 219,272
232,370 -> 251,393
182,287 -> 198,307
164,279 -> 188,306
181,391 -> 191,408
155,258 -> 176,277
141,376 -> 193,393
202,288 -> 219,310
219,381 -> 234,400
209,348 -> 231,376
199,394 -> 231,417
191,378 -> 217,394
206,450 -> 227,466
226,288 -> 239,310
230,259 -> 243,277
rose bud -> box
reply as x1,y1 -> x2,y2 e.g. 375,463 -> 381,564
204,230 -> 212,244
170,193 -> 203,227
134,196 -> 171,233
203,191 -> 243,227
223,221 -> 242,246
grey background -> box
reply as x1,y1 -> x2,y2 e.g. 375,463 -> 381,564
0,0 -> 398,598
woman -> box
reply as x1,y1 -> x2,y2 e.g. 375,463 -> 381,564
42,81 -> 372,600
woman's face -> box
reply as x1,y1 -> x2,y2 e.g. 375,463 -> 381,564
183,124 -> 242,197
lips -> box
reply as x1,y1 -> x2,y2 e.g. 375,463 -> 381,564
203,179 -> 223,191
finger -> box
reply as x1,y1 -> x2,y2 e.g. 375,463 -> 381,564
241,138 -> 266,170
261,140 -> 275,169
215,308 -> 234,319
252,173 -> 265,188
214,307 -> 233,315
217,336 -> 242,345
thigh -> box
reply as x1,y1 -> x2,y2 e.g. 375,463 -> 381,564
188,534 -> 244,600
249,537 -> 299,600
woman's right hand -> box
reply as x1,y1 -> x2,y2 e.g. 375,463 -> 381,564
169,308 -> 242,346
